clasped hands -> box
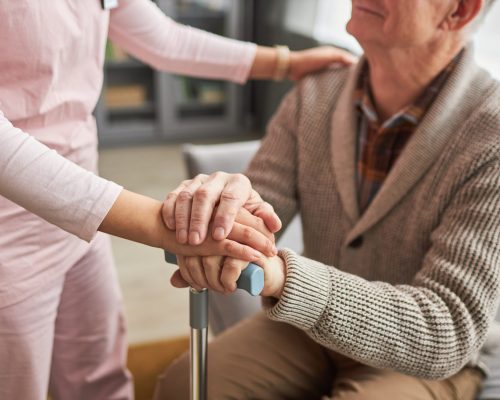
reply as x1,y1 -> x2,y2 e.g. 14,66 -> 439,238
162,172 -> 286,299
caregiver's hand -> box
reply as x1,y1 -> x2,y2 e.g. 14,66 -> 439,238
171,254 -> 286,298
288,46 -> 358,80
100,189 -> 274,262
249,45 -> 357,80
162,172 -> 282,246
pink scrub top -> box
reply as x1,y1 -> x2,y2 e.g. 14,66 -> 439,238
0,0 -> 256,307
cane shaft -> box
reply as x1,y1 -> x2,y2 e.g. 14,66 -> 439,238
190,288 -> 208,400
190,327 -> 207,400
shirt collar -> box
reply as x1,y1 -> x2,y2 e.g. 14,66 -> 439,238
354,49 -> 464,129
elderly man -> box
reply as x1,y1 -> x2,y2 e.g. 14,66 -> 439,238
157,0 -> 500,398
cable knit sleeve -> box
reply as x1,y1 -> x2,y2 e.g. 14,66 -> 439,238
0,112 -> 122,242
265,158 -> 500,380
108,0 -> 256,84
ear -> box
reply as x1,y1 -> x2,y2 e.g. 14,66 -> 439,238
442,0 -> 483,31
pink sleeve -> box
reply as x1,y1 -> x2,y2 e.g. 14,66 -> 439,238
108,0 -> 257,84
0,112 -> 123,242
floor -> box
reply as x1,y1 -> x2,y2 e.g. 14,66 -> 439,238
99,144 -> 190,344
98,136 -> 261,344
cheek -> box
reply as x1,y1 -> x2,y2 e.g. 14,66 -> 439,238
383,14 -> 434,47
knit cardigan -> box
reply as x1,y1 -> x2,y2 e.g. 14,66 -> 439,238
246,46 -> 500,380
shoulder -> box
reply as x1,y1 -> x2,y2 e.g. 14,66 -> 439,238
283,63 -> 353,125
443,71 -> 500,182
296,64 -> 351,106
459,73 -> 500,161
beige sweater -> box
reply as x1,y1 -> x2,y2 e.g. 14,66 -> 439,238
246,46 -> 500,380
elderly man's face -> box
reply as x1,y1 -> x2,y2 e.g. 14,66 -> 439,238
347,0 -> 457,49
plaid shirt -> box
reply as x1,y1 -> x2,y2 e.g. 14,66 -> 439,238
355,53 -> 462,213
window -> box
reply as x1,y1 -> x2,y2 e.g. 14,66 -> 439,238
313,0 -> 500,80
313,0 -> 361,54
475,3 -> 500,80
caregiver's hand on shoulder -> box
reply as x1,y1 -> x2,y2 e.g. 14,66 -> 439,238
171,254 -> 287,299
162,172 -> 282,246
288,46 -> 358,80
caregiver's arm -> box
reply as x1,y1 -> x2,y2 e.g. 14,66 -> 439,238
0,113 -> 274,260
108,0 -> 356,83
101,189 -> 274,260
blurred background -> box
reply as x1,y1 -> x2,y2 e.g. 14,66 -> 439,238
96,0 -> 500,345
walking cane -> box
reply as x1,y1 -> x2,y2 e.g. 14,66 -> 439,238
165,252 -> 264,400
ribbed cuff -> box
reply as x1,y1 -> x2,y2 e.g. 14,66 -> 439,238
264,249 -> 331,331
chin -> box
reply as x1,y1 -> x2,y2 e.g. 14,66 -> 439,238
348,20 -> 383,46
347,22 -> 367,43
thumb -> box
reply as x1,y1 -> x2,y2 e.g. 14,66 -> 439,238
170,269 -> 190,288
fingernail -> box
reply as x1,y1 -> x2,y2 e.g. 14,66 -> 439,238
189,231 -> 200,245
214,227 -> 225,240
178,229 -> 188,244
273,245 -> 278,255
167,218 -> 175,229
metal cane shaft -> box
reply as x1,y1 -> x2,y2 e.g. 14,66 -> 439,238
190,288 -> 208,400
190,326 -> 207,400
175,259 -> 264,400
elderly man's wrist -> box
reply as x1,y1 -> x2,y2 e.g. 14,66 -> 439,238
269,254 -> 287,299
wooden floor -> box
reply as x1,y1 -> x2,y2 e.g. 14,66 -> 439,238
127,336 -> 189,400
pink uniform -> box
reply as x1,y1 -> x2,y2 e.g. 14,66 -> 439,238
0,0 -> 256,398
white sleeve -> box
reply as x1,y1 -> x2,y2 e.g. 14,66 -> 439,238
108,0 -> 257,84
0,112 -> 123,242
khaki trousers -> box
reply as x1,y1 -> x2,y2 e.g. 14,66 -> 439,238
155,313 -> 484,400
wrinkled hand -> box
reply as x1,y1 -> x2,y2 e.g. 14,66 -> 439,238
171,255 -> 286,299
162,172 -> 282,246
289,46 -> 358,81
167,207 -> 277,262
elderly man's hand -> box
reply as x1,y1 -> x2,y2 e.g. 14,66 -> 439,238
171,254 -> 286,298
162,172 -> 282,246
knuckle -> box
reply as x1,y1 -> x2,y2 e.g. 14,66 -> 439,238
194,188 -> 212,202
224,258 -> 242,271
267,240 -> 274,253
224,241 -> 236,254
189,214 -> 205,226
201,258 -> 213,269
175,211 -> 189,221
194,174 -> 208,182
242,227 -> 253,242
185,257 -> 199,270
165,192 -> 178,202
242,246 -> 254,260
178,191 -> 194,202
234,173 -> 250,184
212,171 -> 226,181
220,190 -> 239,203
203,255 -> 221,267
224,262 -> 240,273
